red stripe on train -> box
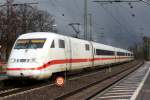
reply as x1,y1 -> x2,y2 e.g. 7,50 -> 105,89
6,57 -> 131,71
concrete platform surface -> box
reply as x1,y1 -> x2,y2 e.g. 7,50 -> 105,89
91,62 -> 150,100
136,62 -> 150,100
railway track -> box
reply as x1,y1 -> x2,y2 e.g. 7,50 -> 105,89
0,88 -> 20,95
0,79 -> 54,100
0,61 -> 142,100
54,61 -> 143,100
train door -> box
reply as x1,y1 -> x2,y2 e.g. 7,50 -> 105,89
57,37 -> 70,72
114,48 -> 117,63
118,50 -> 120,62
90,42 -> 94,67
93,48 -> 97,66
63,37 -> 71,71
65,37 -> 72,70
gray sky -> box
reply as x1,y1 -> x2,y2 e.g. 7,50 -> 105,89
1,0 -> 150,49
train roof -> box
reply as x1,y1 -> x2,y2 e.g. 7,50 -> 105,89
91,41 -> 115,51
18,32 -> 133,53
18,32 -> 58,39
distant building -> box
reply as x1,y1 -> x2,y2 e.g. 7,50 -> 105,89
143,37 -> 150,60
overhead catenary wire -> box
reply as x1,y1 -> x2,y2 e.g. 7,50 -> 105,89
118,3 -> 139,33
140,0 -> 150,6
49,0 -> 149,41
50,0 -> 82,23
98,3 -> 130,34
117,3 -> 136,32
49,0 -> 85,35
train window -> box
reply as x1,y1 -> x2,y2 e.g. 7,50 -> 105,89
51,40 -> 55,48
96,49 -> 114,55
117,52 -> 125,56
85,44 -> 90,51
128,53 -> 130,56
14,38 -> 46,49
59,39 -> 65,48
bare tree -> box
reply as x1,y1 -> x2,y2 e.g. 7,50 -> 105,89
0,1 -> 57,60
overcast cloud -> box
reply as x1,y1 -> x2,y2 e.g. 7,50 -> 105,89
1,0 -> 150,49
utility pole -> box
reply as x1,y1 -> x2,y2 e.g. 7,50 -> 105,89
88,13 -> 92,41
84,0 -> 93,41
84,0 -> 88,40
84,0 -> 140,41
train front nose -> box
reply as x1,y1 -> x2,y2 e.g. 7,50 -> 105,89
6,37 -> 47,79
6,58 -> 42,77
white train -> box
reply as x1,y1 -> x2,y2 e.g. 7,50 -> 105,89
6,32 -> 134,80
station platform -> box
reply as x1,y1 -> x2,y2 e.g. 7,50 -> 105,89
136,63 -> 150,100
91,61 -> 150,100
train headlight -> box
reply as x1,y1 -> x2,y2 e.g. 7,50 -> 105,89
10,58 -> 16,63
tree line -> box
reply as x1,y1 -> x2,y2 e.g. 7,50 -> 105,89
0,1 -> 57,60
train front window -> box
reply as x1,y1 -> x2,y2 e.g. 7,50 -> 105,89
14,38 -> 46,49
29,39 -> 46,49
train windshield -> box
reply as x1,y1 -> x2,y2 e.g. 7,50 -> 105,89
14,38 -> 46,49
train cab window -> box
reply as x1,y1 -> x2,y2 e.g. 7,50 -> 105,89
51,40 -> 55,48
85,44 -> 90,51
59,39 -> 65,48
14,38 -> 46,49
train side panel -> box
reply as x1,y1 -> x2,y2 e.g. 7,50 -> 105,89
70,38 -> 93,70
92,42 -> 116,66
44,35 -> 71,74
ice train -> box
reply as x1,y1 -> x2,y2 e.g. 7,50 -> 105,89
6,32 -> 134,80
